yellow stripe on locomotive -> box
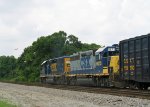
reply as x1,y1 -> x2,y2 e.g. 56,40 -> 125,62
64,58 -> 71,73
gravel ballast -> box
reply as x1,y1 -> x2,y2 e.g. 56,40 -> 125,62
0,82 -> 150,107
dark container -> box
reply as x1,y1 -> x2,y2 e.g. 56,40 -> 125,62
119,34 -> 150,82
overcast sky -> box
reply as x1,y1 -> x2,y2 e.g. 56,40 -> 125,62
0,0 -> 150,57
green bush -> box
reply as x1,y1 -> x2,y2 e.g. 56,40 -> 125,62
0,100 -> 16,107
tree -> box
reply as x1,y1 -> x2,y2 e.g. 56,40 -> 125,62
0,31 -> 101,82
0,56 -> 17,78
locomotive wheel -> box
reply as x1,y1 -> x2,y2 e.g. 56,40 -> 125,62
129,84 -> 136,89
66,77 -> 70,85
93,77 -> 98,86
138,84 -> 149,90
60,76 -> 65,85
143,85 -> 148,90
70,77 -> 77,86
137,83 -> 144,90
129,82 -> 136,89
41,77 -> 46,83
53,77 -> 58,84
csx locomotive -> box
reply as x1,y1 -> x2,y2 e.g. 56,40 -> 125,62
40,34 -> 150,90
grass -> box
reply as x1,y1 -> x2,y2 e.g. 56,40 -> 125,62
0,100 -> 16,107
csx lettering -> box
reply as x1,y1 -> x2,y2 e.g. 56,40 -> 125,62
80,56 -> 91,69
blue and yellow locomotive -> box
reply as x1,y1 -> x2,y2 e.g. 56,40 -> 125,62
40,44 -> 119,87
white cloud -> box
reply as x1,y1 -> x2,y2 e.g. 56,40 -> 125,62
0,0 -> 150,57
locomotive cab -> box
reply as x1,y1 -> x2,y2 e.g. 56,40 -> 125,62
95,45 -> 119,75
40,60 -> 51,83
94,45 -> 119,87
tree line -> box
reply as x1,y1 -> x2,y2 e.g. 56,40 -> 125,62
0,31 -> 101,82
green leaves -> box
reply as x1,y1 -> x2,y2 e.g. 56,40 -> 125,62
0,56 -> 16,78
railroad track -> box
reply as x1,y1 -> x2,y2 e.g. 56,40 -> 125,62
1,81 -> 150,100
45,84 -> 150,99
28,83 -> 150,99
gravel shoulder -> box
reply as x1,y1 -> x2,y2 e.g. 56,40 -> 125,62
0,82 -> 150,107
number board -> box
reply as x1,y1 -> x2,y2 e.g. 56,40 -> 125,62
108,48 -> 115,51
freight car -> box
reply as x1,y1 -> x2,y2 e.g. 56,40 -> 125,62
40,34 -> 150,90
119,34 -> 150,89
